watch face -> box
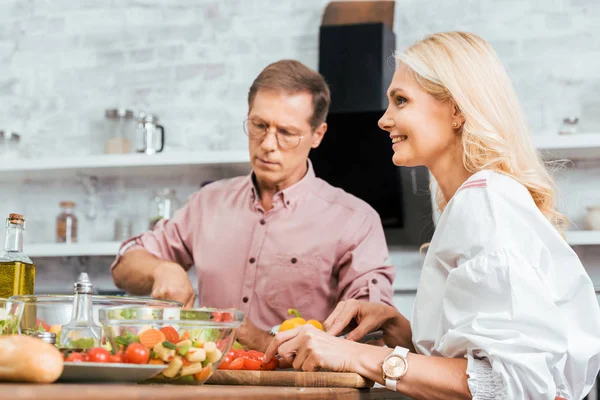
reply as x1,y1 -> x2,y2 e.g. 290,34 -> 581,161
383,356 -> 407,379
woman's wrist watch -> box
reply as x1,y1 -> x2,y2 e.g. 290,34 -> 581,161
382,346 -> 409,391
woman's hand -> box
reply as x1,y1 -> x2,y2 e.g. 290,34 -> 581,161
324,300 -> 414,350
263,325 -> 364,372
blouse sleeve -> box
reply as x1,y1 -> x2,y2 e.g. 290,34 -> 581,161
437,248 -> 572,399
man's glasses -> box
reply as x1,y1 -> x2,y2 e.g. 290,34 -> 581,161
243,118 -> 306,150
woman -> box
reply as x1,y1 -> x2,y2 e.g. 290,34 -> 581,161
264,32 -> 600,399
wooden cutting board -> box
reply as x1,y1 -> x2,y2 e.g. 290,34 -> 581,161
207,370 -> 373,388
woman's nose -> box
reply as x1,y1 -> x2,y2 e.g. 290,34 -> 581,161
378,112 -> 394,131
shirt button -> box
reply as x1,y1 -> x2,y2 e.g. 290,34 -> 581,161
260,219 -> 266,225
371,278 -> 378,284
242,297 -> 249,303
249,257 -> 256,263
291,257 -> 297,264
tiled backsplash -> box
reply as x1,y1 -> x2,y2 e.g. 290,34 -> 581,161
0,0 -> 599,293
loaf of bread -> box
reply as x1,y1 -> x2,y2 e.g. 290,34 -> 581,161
0,335 -> 64,383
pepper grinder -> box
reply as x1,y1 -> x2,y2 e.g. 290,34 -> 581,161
59,273 -> 102,349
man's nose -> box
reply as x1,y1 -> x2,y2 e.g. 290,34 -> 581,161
260,129 -> 278,151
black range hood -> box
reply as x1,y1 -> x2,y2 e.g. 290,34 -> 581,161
310,21 -> 434,246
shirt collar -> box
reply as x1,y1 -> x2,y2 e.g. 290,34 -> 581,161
248,159 -> 317,209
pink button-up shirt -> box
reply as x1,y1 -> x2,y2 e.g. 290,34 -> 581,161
113,162 -> 395,331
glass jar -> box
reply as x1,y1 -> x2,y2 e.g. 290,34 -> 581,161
149,189 -> 180,230
104,108 -> 135,154
56,201 -> 78,243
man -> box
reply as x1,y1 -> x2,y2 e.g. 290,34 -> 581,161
111,59 -> 395,352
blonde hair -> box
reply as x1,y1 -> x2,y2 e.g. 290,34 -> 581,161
397,31 -> 567,233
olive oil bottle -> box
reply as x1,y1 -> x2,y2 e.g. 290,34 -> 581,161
0,213 -> 35,298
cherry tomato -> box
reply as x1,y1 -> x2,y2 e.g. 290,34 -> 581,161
110,352 -> 125,363
124,343 -> 150,364
228,357 -> 245,370
87,348 -> 111,363
159,326 -> 179,343
65,352 -> 85,362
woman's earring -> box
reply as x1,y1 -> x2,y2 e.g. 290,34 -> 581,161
453,122 -> 458,128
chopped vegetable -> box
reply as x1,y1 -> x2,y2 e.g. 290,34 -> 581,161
153,342 -> 176,362
186,348 -> 206,363
162,356 -> 184,378
160,326 -> 179,343
139,328 -> 166,349
218,349 -> 278,371
162,340 -> 177,350
181,362 -> 204,376
176,340 -> 192,356
193,366 -> 213,382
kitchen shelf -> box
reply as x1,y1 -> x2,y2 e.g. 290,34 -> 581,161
0,150 -> 251,182
23,231 -> 599,259
27,241 -> 122,257
533,133 -> 600,160
565,230 -> 600,246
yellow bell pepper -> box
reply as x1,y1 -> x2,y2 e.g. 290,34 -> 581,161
279,309 -> 324,332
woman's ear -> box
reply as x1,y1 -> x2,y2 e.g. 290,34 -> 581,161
452,103 -> 466,128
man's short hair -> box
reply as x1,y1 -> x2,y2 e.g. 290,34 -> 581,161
248,59 -> 331,128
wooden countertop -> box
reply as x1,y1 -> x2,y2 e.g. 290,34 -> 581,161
0,383 -> 413,400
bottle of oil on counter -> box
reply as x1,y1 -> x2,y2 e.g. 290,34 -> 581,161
0,213 -> 35,298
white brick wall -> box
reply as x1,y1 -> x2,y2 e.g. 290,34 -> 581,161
0,0 -> 598,297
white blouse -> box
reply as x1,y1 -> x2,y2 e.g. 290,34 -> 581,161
412,170 -> 600,399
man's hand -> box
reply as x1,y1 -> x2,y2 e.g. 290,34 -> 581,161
151,262 -> 196,308
236,317 -> 273,352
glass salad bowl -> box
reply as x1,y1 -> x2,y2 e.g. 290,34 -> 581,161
0,298 -> 24,335
98,306 -> 244,385
9,295 -> 182,344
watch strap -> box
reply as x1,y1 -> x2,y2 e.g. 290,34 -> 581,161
386,377 -> 398,391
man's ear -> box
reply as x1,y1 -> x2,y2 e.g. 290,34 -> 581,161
311,122 -> 327,149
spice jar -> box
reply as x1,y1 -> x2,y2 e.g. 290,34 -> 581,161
56,201 -> 78,243
33,331 -> 57,345
149,188 -> 180,230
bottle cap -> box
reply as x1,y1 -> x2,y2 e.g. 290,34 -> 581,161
74,272 -> 94,295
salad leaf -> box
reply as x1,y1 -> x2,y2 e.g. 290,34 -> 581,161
120,309 -> 136,320
189,328 -> 219,343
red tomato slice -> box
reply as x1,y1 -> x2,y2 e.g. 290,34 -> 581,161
228,357 -> 245,370
218,354 -> 233,369
159,326 -> 179,344
65,352 -> 85,362
228,349 -> 243,358
124,343 -> 150,364
262,358 -> 279,371
243,357 -> 262,370
245,350 -> 264,360
87,348 -> 111,363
